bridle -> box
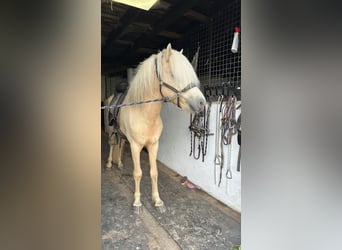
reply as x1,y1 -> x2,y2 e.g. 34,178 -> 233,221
155,57 -> 197,108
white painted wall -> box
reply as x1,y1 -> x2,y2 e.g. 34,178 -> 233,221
158,102 -> 241,212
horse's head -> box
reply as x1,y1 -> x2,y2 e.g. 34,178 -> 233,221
157,43 -> 206,113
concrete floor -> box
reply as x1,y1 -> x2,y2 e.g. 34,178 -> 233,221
102,133 -> 241,250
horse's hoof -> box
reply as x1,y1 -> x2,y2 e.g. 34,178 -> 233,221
154,200 -> 166,213
117,162 -> 123,170
106,162 -> 112,169
134,205 -> 143,215
154,199 -> 164,207
156,205 -> 166,214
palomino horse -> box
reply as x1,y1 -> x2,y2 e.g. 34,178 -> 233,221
104,43 -> 206,212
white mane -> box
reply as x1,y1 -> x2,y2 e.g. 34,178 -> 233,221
125,54 -> 156,103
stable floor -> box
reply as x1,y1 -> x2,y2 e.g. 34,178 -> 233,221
101,132 -> 241,250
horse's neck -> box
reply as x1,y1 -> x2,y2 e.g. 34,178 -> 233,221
140,92 -> 163,122
127,72 -> 164,122
138,74 -> 163,117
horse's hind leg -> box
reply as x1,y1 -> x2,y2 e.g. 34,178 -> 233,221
106,145 -> 114,169
106,134 -> 115,168
113,139 -> 125,169
106,144 -> 113,168
146,142 -> 164,209
130,142 -> 143,212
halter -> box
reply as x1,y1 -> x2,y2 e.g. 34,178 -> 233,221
155,57 -> 197,108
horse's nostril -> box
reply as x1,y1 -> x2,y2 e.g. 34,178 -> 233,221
199,99 -> 206,107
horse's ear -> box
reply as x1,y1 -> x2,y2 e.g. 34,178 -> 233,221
180,49 -> 183,54
166,43 -> 172,61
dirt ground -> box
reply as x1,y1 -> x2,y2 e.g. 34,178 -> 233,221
102,132 -> 241,250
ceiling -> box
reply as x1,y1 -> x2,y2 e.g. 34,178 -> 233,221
101,0 -> 231,76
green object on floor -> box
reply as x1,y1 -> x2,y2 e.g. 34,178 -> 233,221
230,246 -> 241,250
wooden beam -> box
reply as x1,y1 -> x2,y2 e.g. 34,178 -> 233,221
184,10 -> 209,22
151,0 -> 200,34
136,47 -> 158,54
114,0 -> 200,65
115,39 -> 134,46
102,26 -> 115,31
102,2 -> 127,13
102,13 -> 120,21
152,0 -> 171,10
102,65 -> 127,74
103,8 -> 141,52
131,22 -> 152,31
158,30 -> 182,39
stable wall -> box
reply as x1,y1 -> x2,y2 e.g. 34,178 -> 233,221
101,75 -> 126,101
158,103 -> 241,212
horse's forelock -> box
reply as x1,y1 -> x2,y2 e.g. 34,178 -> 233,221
168,50 -> 200,88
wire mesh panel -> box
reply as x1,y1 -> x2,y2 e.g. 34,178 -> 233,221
183,0 -> 241,101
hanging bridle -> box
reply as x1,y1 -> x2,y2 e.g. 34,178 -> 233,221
189,102 -> 212,162
155,57 -> 197,108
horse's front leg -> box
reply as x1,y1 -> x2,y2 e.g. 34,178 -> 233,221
146,141 -> 165,209
130,142 -> 143,213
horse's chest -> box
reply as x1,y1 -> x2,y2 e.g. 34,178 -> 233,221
122,115 -> 162,144
141,121 -> 162,138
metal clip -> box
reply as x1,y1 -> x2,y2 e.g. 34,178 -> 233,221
214,154 -> 221,165
226,169 -> 232,179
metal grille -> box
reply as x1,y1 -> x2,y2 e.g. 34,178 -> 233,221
183,0 -> 241,100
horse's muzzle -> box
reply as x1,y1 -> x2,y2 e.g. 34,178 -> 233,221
188,96 -> 206,113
